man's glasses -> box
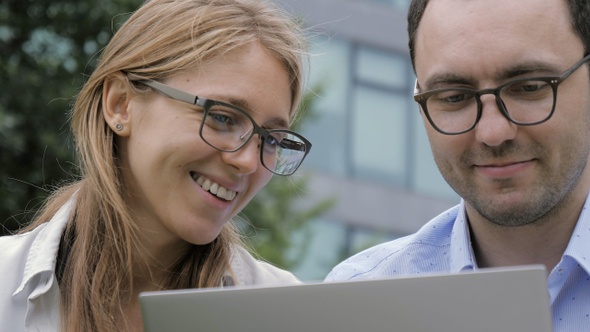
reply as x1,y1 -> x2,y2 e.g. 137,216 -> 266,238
138,79 -> 312,176
413,54 -> 590,135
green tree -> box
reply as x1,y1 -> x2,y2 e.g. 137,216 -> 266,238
0,0 -> 141,233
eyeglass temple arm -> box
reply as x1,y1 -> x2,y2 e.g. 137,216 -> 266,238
141,79 -> 199,105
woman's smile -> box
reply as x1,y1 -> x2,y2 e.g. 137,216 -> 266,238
191,172 -> 238,201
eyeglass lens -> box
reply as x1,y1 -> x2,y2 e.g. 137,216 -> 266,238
199,103 -> 308,175
425,79 -> 555,134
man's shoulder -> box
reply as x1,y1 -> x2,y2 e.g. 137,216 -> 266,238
325,204 -> 462,281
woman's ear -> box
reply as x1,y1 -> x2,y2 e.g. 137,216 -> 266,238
103,72 -> 133,136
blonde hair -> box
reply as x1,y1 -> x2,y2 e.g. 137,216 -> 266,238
26,0 -> 307,331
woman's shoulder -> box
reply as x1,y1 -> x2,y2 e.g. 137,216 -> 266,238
229,245 -> 301,286
0,224 -> 45,261
0,197 -> 74,283
0,221 -> 56,300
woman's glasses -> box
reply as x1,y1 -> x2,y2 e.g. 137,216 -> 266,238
138,79 -> 312,176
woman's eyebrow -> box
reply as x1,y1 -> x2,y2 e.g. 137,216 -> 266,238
226,97 -> 290,129
225,97 -> 252,112
264,117 -> 290,129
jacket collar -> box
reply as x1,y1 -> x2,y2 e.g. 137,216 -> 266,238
13,197 -> 75,296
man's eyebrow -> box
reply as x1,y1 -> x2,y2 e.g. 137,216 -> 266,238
496,62 -> 561,81
421,73 -> 474,90
421,61 -> 562,91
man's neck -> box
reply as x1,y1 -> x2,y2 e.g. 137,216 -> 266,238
466,196 -> 585,273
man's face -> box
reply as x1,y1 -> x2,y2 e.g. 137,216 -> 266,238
414,0 -> 590,226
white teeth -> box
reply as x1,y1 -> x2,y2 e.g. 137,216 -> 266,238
202,179 -> 211,191
217,186 -> 226,198
210,183 -> 219,195
193,174 -> 237,201
196,176 -> 204,186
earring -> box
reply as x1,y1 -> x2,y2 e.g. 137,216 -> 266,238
115,123 -> 124,131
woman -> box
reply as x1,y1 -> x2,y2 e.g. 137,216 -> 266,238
0,0 -> 312,331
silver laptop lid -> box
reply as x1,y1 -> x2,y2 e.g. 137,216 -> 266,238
140,265 -> 552,332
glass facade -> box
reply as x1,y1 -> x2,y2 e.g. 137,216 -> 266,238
351,45 -> 409,187
349,0 -> 411,11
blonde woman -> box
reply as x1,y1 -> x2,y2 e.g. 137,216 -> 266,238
0,0 -> 312,331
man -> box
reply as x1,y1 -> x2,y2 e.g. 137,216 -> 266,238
326,0 -> 590,330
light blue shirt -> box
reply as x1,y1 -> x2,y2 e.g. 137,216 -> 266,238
326,197 -> 590,332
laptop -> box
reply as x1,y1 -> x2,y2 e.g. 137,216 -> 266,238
140,265 -> 552,332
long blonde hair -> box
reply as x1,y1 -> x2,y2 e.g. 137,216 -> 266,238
26,0 -> 306,331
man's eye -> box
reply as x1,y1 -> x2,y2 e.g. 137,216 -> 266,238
433,91 -> 472,104
502,80 -> 553,101
509,81 -> 548,93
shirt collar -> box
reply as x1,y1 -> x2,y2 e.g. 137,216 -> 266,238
449,199 -> 477,273
562,192 -> 590,276
13,196 -> 75,296
449,193 -> 590,276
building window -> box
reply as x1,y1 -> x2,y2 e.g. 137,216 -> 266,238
351,87 -> 407,186
350,44 -> 410,186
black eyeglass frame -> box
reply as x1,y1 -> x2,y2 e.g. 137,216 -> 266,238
413,53 -> 590,135
136,79 -> 312,176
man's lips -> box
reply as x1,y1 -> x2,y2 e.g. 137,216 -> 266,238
474,160 -> 534,178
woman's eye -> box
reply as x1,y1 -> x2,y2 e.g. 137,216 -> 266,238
265,135 -> 279,147
210,112 -> 233,125
203,109 -> 242,133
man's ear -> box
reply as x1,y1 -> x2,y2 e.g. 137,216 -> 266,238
103,72 -> 133,136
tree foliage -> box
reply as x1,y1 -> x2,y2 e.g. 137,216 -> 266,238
0,0 -> 142,232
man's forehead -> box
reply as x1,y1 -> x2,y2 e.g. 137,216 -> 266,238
418,0 -> 565,32
414,0 -> 579,86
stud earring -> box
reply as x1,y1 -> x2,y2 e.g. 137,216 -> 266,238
115,123 -> 124,131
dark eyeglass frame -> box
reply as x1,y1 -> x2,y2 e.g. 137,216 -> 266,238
413,53 -> 590,135
135,79 -> 312,176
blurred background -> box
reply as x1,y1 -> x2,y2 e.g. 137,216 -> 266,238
0,0 -> 457,282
